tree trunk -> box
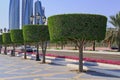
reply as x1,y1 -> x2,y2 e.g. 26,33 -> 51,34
11,44 -> 15,56
75,44 -> 77,50
61,41 -> 64,50
92,41 -> 95,51
42,41 -> 47,63
73,40 -> 84,72
108,41 -> 111,48
56,43 -> 57,49
24,44 -> 27,59
4,45 -> 7,55
78,44 -> 83,72
118,42 -> 120,52
36,43 -> 40,61
0,45 -> 2,54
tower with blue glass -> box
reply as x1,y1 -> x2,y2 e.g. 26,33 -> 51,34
22,0 -> 33,26
35,0 -> 45,24
9,0 -> 20,30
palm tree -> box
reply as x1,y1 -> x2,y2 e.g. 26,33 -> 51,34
104,29 -> 117,48
109,12 -> 120,51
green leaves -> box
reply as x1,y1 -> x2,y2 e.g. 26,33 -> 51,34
10,29 -> 24,44
109,12 -> 120,28
2,33 -> 12,44
23,25 -> 41,43
23,25 -> 50,43
48,14 -> 107,42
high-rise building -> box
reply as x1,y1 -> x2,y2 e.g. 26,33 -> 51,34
35,0 -> 45,24
9,0 -> 20,30
22,0 -> 33,26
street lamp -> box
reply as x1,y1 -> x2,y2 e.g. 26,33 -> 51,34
36,12 -> 40,24
42,16 -> 46,24
30,15 -> 34,24
36,12 -> 46,24
29,12 -> 46,61
4,28 -> 7,33
0,29 -> 2,34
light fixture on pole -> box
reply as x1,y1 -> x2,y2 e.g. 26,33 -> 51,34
36,12 -> 40,24
42,16 -> 46,24
30,15 -> 34,24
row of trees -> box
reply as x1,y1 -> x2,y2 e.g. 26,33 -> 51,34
0,14 -> 107,72
0,25 -> 49,63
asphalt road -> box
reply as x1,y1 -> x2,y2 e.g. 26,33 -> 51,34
40,50 -> 120,61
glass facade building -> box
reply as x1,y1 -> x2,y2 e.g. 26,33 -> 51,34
35,0 -> 45,24
22,0 -> 33,26
9,0 -> 20,30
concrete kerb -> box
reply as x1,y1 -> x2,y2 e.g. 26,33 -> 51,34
45,56 -> 120,77
45,56 -> 120,68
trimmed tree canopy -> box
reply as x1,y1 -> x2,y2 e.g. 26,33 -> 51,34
39,25 -> 50,41
2,33 -> 12,44
48,14 -> 107,41
10,29 -> 24,44
23,25 -> 40,43
23,25 -> 49,43
0,35 -> 3,44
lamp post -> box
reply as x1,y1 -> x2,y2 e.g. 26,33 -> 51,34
29,12 -> 46,61
36,12 -> 46,61
36,12 -> 40,24
30,15 -> 34,24
36,12 -> 46,24
42,16 -> 46,24
4,28 -> 7,33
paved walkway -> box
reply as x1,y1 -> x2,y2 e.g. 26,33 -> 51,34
0,54 -> 119,80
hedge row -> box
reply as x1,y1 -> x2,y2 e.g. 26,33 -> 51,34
48,14 -> 107,41
10,29 -> 24,44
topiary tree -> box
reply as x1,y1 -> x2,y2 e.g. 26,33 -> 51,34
48,14 -> 107,72
23,25 -> 41,61
2,33 -> 12,55
39,25 -> 50,63
10,29 -> 24,56
0,35 -> 3,54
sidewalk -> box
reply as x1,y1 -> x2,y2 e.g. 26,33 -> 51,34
16,52 -> 120,78
1,54 -> 119,80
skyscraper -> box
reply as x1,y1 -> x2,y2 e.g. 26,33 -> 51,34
22,0 -> 33,26
35,0 -> 45,24
9,0 -> 20,30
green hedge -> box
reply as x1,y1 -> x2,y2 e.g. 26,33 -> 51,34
2,33 -> 12,44
39,25 -> 50,41
23,25 -> 50,43
23,25 -> 41,43
10,29 -> 24,44
48,14 -> 107,41
0,35 -> 3,44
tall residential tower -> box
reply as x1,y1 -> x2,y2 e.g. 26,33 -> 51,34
9,0 -> 20,30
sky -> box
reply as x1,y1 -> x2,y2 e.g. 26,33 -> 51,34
0,0 -> 120,29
